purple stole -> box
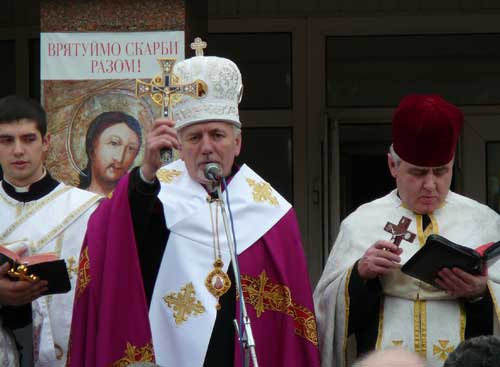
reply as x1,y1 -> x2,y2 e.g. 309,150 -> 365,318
67,175 -> 154,366
235,209 -> 320,367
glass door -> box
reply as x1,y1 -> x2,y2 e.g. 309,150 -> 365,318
462,113 -> 500,213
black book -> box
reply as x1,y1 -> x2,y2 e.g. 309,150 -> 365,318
401,234 -> 500,288
0,245 -> 71,295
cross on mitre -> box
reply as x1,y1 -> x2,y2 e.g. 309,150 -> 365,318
191,37 -> 207,56
384,216 -> 416,246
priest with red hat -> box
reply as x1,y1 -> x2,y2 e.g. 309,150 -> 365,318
314,95 -> 500,367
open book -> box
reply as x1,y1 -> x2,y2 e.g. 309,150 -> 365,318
0,245 -> 71,295
401,234 -> 500,288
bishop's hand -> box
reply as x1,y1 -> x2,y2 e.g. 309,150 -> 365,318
357,240 -> 403,280
141,118 -> 180,182
0,263 -> 48,305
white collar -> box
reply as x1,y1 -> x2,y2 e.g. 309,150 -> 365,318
4,167 -> 47,193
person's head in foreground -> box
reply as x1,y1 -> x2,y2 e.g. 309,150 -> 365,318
388,94 -> 463,214
444,335 -> 500,367
172,53 -> 244,185
353,347 -> 427,367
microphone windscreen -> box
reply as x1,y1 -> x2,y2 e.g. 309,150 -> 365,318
204,163 -> 222,181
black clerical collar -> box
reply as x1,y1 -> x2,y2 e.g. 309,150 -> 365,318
2,171 -> 60,203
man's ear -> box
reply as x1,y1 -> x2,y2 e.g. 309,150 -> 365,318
42,133 -> 51,153
387,153 -> 398,178
234,133 -> 242,157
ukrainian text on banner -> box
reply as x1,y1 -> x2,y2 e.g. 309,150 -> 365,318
41,31 -> 184,196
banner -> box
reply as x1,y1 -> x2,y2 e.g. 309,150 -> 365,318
41,31 -> 184,196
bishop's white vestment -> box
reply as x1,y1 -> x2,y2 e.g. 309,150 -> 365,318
314,190 -> 500,367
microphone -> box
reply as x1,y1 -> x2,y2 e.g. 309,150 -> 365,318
204,163 -> 222,181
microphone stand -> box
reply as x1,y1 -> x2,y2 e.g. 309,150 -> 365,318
216,182 -> 259,367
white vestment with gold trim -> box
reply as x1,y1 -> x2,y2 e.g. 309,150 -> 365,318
148,159 -> 291,367
314,189 -> 500,367
0,183 -> 101,367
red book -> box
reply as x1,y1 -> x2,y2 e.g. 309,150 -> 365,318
0,245 -> 71,295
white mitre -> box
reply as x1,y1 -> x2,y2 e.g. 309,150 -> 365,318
172,39 -> 243,130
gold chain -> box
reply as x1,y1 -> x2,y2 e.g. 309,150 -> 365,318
205,197 -> 232,309
207,199 -> 222,262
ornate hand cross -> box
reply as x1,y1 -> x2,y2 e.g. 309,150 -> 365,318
136,58 -> 207,119
136,38 -> 209,163
384,216 -> 416,246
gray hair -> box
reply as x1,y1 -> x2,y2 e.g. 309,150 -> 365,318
389,144 -> 401,166
177,122 -> 241,139
232,125 -> 241,136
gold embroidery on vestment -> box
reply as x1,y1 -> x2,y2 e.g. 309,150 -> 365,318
245,178 -> 279,206
460,303 -> 466,342
111,342 -> 155,367
413,299 -> 427,358
30,194 -> 100,253
421,300 -> 427,356
344,267 -> 353,365
375,296 -> 384,350
392,340 -> 404,346
0,186 -> 73,241
67,256 -> 78,280
163,282 -> 206,325
76,247 -> 91,298
487,282 -> 500,327
66,337 -> 72,367
433,340 -> 454,361
157,169 -> 182,184
55,343 -> 63,360
241,271 -> 318,346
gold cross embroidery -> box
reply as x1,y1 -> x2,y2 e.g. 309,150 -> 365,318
66,256 -> 78,280
246,178 -> 279,207
392,340 -> 404,347
244,271 -> 291,317
433,340 -> 454,361
157,169 -> 182,184
111,342 -> 155,367
76,247 -> 91,298
241,271 -> 318,346
163,282 -> 206,325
